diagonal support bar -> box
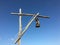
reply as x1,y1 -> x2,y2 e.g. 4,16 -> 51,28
15,13 -> 39,44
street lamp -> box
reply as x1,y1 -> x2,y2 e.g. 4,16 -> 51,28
11,8 -> 49,45
35,17 -> 40,27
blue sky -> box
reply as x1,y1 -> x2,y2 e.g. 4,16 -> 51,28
0,0 -> 60,45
